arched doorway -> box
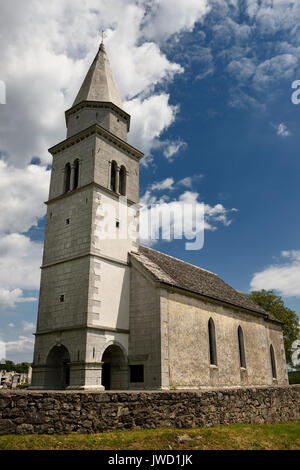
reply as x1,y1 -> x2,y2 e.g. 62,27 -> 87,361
101,344 -> 128,390
45,345 -> 71,390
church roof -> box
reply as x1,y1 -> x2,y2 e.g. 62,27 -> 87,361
73,43 -> 123,109
131,245 -> 280,323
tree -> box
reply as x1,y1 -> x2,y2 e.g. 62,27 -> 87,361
1,361 -> 31,374
249,289 -> 300,366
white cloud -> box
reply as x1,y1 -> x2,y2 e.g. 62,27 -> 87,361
0,289 -> 37,310
277,122 -> 291,138
0,233 -> 42,309
0,0 -> 210,167
163,140 -> 187,161
5,336 -> 34,354
125,94 -> 179,161
0,161 -> 50,234
140,188 -> 236,246
250,250 -> 300,297
22,321 -> 35,332
8,324 -> 15,328
142,0 -> 210,41
178,175 -> 204,188
151,178 -> 175,191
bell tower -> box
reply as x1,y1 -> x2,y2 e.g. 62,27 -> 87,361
31,41 -> 143,390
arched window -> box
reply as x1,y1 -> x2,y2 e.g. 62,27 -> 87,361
208,318 -> 217,366
238,326 -> 246,368
73,159 -> 79,190
119,166 -> 126,196
64,163 -> 71,193
110,161 -> 117,192
270,344 -> 277,379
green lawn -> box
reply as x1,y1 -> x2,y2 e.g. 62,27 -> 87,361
0,421 -> 299,450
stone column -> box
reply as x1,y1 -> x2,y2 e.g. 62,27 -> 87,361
29,365 -> 48,390
66,361 -> 104,390
116,166 -> 120,194
70,164 -> 76,191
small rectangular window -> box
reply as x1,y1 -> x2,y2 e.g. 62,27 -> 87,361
60,295 -> 65,303
66,218 -> 70,225
116,220 -> 120,228
130,365 -> 144,383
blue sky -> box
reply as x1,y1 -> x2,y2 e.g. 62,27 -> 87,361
0,0 -> 300,363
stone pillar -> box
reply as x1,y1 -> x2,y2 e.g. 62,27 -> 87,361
29,365 -> 48,390
66,362 -> 104,390
70,164 -> 76,191
115,166 -> 120,194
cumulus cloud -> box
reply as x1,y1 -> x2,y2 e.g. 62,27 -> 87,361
151,178 -> 175,191
276,123 -> 291,138
140,187 -> 236,247
250,250 -> 300,297
22,321 -> 35,332
125,94 -> 179,162
163,140 -> 187,161
0,289 -> 37,310
2,335 -> 35,363
142,0 -> 210,41
0,0 -> 210,166
0,234 -> 42,309
0,161 -> 50,234
5,336 -> 34,354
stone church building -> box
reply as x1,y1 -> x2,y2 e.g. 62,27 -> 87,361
31,42 -> 288,391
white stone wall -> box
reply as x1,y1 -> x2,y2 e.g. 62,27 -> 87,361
165,290 -> 289,388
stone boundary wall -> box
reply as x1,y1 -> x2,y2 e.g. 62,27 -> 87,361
0,385 -> 299,435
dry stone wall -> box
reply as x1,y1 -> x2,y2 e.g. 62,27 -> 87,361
0,385 -> 299,435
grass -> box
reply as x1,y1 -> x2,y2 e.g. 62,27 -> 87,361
0,421 -> 299,450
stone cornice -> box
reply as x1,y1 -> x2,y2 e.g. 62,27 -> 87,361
45,181 -> 139,207
41,250 -> 130,270
34,324 -> 130,336
48,123 -> 144,161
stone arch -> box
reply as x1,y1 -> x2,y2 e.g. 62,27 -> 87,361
100,342 -> 128,390
44,344 -> 71,390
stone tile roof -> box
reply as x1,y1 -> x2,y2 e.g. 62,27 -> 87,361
131,245 -> 280,323
73,43 -> 123,109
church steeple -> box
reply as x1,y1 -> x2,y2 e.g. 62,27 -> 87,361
73,42 -> 123,110
65,42 -> 130,141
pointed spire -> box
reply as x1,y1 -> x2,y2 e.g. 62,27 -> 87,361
73,42 -> 123,109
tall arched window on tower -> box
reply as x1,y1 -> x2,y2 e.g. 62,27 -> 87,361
270,344 -> 277,379
238,326 -> 246,368
119,166 -> 126,196
73,159 -> 80,190
110,161 -> 117,192
64,163 -> 71,193
208,318 -> 217,366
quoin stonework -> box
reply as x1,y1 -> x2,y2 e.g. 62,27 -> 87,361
31,41 -> 289,391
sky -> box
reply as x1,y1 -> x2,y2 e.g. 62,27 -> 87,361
0,0 -> 300,363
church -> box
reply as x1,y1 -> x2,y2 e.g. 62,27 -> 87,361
31,41 -> 288,391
